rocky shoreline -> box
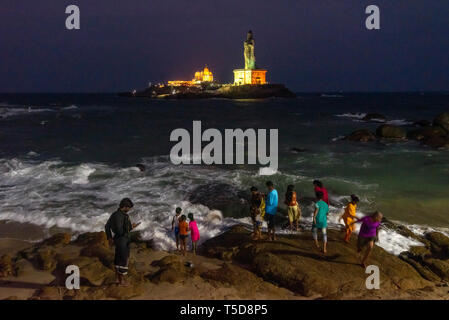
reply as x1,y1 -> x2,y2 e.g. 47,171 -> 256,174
0,219 -> 448,300
344,112 -> 449,149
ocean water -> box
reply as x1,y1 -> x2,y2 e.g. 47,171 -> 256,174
0,93 -> 448,254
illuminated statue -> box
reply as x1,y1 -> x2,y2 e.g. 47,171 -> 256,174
244,30 -> 256,70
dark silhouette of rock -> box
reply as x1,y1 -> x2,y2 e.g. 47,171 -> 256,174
423,136 -> 449,149
376,124 -> 406,139
135,164 -> 146,172
344,129 -> 376,142
407,126 -> 446,141
433,112 -> 449,133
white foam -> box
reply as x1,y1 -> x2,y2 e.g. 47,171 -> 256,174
0,157 -> 445,255
335,112 -> 366,119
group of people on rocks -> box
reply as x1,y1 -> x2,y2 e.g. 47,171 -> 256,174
249,180 -> 383,267
104,180 -> 383,287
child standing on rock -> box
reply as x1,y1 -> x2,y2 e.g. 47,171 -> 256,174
178,215 -> 189,256
171,207 -> 182,251
188,213 -> 200,255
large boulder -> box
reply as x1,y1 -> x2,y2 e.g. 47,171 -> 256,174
344,129 -> 377,142
376,124 -> 406,139
201,225 -> 431,297
433,112 -> 449,133
363,113 -> 387,122
80,244 -> 114,268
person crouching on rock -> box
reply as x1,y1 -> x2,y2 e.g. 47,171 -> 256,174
188,213 -> 200,255
312,191 -> 329,254
250,186 -> 263,239
178,215 -> 189,256
105,198 -> 141,287
339,194 -> 360,243
351,211 -> 383,268
285,184 -> 301,232
171,207 -> 182,251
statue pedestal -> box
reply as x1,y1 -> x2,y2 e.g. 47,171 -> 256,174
233,69 -> 267,85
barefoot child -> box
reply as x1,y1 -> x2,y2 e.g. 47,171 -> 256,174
352,211 -> 383,268
178,215 -> 189,256
340,194 -> 359,243
188,213 -> 200,255
171,207 -> 182,251
312,191 -> 329,254
284,184 -> 301,231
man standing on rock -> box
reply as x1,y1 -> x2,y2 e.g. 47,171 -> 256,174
105,198 -> 141,287
265,181 -> 278,241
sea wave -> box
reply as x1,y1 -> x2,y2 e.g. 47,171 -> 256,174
0,156 -> 445,255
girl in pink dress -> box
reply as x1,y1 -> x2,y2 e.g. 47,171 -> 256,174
187,213 -> 200,255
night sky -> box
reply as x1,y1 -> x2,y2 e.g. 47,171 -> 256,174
1,0 -> 448,92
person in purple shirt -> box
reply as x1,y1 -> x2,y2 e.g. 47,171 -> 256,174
351,211 -> 383,268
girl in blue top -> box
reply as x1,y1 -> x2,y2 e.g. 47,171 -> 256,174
313,191 -> 329,253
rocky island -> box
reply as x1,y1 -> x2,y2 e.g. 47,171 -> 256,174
118,31 -> 296,100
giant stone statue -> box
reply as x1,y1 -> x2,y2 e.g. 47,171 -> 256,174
244,30 -> 256,70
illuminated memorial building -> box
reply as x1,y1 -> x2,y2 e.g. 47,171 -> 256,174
166,30 -> 267,87
167,66 -> 214,87
233,30 -> 267,85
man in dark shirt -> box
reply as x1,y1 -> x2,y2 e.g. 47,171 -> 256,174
105,198 -> 140,287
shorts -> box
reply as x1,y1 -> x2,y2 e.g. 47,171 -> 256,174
357,236 -> 377,251
179,234 -> 188,240
174,227 -> 179,237
255,220 -> 262,228
287,205 -> 300,222
266,214 -> 275,229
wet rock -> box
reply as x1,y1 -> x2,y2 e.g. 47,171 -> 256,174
376,124 -> 406,139
407,246 -> 432,260
425,232 -> 449,258
344,129 -> 377,142
187,183 -> 249,217
73,232 -> 109,248
423,259 -> 449,281
135,164 -> 146,172
407,126 -> 446,141
362,113 -> 387,122
42,233 -> 71,247
399,255 -> 441,282
0,254 -> 14,277
433,112 -> 449,133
